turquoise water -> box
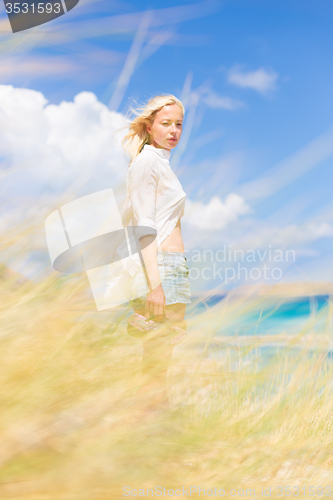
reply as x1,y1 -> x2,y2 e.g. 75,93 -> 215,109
186,294 -> 333,367
187,294 -> 331,336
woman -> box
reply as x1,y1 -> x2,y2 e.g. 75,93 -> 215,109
121,94 -> 191,410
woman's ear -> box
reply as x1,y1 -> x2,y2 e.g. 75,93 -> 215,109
146,123 -> 151,134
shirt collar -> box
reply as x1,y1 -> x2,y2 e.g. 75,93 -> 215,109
143,144 -> 171,160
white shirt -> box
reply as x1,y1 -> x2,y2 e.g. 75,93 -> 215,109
104,144 -> 186,298
116,143 -> 186,277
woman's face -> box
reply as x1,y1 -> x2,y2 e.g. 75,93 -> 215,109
147,103 -> 183,150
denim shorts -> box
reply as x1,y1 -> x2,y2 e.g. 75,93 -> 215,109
129,251 -> 192,307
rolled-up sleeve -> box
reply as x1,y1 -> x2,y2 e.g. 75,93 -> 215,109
127,155 -> 159,240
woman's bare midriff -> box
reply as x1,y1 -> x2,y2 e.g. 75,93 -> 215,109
157,218 -> 184,253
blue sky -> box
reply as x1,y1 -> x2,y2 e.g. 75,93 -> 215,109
0,0 -> 332,294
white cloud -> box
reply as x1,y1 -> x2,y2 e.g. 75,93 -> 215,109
202,89 -> 244,110
183,193 -> 250,230
181,192 -> 333,264
227,65 -> 278,94
0,85 -> 132,280
0,85 -> 129,199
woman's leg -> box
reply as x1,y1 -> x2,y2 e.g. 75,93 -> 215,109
133,303 -> 187,409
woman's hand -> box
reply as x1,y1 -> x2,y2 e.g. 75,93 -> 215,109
145,283 -> 166,319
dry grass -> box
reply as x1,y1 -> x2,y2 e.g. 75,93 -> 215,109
1,221 -> 333,499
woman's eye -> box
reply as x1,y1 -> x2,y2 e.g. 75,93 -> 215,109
161,122 -> 182,126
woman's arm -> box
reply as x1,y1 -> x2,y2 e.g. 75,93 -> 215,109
138,234 -> 165,317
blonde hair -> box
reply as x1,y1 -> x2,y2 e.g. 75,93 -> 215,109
121,94 -> 185,165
